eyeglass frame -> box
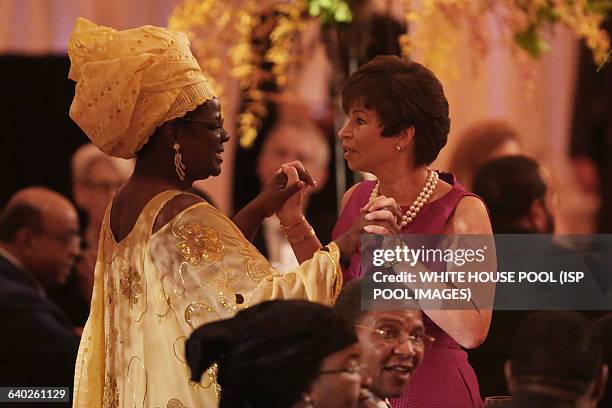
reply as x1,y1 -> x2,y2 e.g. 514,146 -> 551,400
354,324 -> 435,349
178,117 -> 225,129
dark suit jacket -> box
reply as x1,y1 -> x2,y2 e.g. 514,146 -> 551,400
0,253 -> 79,406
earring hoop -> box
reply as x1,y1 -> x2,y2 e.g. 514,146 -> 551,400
173,142 -> 187,181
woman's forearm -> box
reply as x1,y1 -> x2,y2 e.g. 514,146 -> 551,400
281,218 -> 323,264
232,201 -> 265,242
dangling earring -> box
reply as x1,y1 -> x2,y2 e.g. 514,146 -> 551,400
303,395 -> 314,408
173,142 -> 186,181
396,145 -> 402,151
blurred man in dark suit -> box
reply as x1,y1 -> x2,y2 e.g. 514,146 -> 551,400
0,187 -> 80,400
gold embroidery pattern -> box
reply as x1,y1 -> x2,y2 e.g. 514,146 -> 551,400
172,336 -> 188,364
167,399 -> 187,408
103,374 -> 119,408
230,237 -> 270,282
323,243 -> 343,304
175,223 -> 224,266
105,274 -> 119,376
211,267 -> 245,312
107,274 -> 117,308
127,356 -> 148,408
120,267 -> 143,304
184,301 -> 218,330
175,337 -> 221,396
189,362 -> 221,398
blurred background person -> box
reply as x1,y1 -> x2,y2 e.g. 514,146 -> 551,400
448,119 -> 523,191
501,311 -> 607,408
570,18 -> 612,234
48,143 -> 133,328
255,114 -> 332,271
472,155 -> 555,235
187,299 -> 368,408
335,279 -> 428,408
470,155 -> 556,398
71,143 -> 133,253
469,155 -> 608,398
0,187 -> 80,401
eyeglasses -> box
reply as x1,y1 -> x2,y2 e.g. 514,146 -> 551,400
179,117 -> 224,129
319,363 -> 368,376
355,324 -> 435,349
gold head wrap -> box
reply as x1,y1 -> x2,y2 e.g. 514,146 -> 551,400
67,18 -> 217,159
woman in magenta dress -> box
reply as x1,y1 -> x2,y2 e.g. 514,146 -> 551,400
332,55 -> 493,408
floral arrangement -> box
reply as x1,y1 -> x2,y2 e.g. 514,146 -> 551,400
400,0 -> 610,78
170,0 -> 610,148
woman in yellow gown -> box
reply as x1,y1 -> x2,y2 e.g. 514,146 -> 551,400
67,18 -> 398,408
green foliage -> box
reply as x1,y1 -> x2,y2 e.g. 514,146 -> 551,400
307,0 -> 353,25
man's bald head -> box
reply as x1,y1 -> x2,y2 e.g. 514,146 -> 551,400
1,187 -> 75,241
0,187 -> 80,288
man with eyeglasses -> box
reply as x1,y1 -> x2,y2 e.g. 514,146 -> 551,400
0,187 -> 80,400
336,278 -> 430,407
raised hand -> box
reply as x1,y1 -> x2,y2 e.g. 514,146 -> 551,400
276,161 -> 317,225
232,161 -> 315,240
258,161 -> 315,219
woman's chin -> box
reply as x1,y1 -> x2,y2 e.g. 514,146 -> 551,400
346,161 -> 366,173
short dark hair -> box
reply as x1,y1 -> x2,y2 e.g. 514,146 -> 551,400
0,202 -> 43,242
342,55 -> 450,168
511,311 -> 603,395
472,156 -> 546,233
334,278 -> 367,325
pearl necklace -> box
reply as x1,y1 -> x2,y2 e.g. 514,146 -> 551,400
370,168 -> 439,228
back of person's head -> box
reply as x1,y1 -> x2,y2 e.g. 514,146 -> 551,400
507,311 -> 607,405
473,155 -> 548,233
186,300 -> 357,408
341,55 -> 450,168
449,120 -> 522,189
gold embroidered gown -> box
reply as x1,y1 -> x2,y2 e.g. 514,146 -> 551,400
73,190 -> 342,408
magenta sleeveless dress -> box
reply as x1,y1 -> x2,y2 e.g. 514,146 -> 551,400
332,172 -> 484,408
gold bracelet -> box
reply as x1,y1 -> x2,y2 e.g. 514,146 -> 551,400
280,215 -> 305,231
286,227 -> 315,244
